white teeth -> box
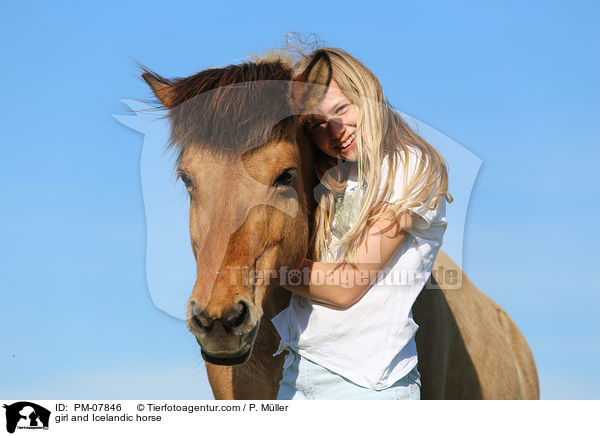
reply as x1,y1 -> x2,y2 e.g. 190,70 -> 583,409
340,134 -> 355,149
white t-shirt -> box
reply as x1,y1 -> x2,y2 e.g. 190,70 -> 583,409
271,147 -> 447,390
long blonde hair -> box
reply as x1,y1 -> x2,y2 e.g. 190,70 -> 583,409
293,47 -> 452,264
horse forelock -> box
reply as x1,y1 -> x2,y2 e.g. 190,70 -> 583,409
160,61 -> 297,162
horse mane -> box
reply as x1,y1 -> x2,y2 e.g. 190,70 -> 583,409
142,61 -> 296,161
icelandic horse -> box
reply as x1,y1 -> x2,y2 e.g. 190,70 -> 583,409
141,51 -> 539,400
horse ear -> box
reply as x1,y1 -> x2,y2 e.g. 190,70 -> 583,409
293,50 -> 333,108
297,49 -> 332,87
141,70 -> 176,108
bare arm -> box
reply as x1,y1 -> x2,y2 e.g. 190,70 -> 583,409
282,210 -> 414,308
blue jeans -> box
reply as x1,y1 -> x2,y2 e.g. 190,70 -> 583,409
277,350 -> 421,400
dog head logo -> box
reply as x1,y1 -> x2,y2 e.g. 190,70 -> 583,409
3,402 -> 50,434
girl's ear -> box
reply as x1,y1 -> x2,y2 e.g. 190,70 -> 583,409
141,69 -> 177,108
294,50 -> 333,109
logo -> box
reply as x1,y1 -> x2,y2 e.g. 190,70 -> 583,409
3,402 -> 50,434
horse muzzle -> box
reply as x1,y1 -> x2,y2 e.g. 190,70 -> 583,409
187,300 -> 261,366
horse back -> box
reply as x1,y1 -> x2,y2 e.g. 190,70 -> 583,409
414,250 -> 539,399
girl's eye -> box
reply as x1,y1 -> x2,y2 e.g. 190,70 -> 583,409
336,104 -> 348,114
306,114 -> 327,131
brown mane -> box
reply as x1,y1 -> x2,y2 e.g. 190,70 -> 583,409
141,61 -> 296,162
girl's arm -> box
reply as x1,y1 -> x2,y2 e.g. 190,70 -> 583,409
282,210 -> 414,308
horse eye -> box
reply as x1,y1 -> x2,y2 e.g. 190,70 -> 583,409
273,168 -> 297,188
179,172 -> 194,191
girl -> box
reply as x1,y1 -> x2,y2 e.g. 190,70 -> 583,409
271,47 -> 451,400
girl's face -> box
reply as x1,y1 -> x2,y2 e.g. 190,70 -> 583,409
307,79 -> 358,162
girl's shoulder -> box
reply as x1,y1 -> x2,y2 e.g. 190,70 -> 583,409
380,145 -> 428,199
380,145 -> 446,233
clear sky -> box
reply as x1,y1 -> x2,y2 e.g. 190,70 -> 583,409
1,0 -> 598,399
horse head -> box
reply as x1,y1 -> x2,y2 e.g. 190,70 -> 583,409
142,52 -> 332,365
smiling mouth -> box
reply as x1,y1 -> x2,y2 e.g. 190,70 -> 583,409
336,133 -> 355,151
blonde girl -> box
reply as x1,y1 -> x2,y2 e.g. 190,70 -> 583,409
271,47 -> 451,400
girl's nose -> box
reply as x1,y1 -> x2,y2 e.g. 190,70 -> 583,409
327,118 -> 345,139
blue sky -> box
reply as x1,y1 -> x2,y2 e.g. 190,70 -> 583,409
1,1 -> 598,399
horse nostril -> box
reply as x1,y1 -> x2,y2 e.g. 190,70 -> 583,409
192,310 -> 214,333
222,301 -> 249,332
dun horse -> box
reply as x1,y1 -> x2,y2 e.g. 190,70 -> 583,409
142,53 -> 539,399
